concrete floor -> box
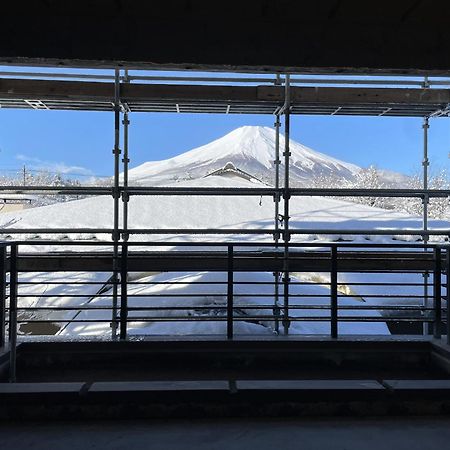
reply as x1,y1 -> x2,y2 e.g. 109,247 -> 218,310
1,417 -> 450,450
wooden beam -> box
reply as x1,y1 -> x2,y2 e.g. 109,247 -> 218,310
1,78 -> 449,109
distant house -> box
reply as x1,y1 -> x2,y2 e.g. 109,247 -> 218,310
204,162 -> 266,184
0,194 -> 34,213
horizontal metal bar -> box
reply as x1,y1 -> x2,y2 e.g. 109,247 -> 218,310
5,240 -> 446,248
0,186 -> 112,195
290,229 -> 449,236
125,187 -> 276,196
2,185 -> 450,198
2,70 -> 450,88
12,305 -> 437,312
0,71 -> 116,80
0,229 -> 115,234
14,292 -> 439,299
290,188 -> 450,198
1,228 -> 448,237
12,316 -> 436,324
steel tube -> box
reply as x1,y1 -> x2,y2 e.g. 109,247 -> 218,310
282,74 -> 291,335
8,244 -> 18,382
2,70 -> 450,88
434,246 -> 442,339
447,248 -> 450,345
330,246 -> 338,338
423,116 -> 430,335
111,68 -> 121,340
423,117 -> 430,235
274,113 -> 281,246
273,111 -> 281,334
227,245 -> 234,339
119,243 -> 128,340
1,228 -> 449,236
2,186 -> 450,198
122,111 -> 130,241
0,246 -> 6,348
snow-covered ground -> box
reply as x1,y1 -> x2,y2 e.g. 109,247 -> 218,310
1,175 -> 446,243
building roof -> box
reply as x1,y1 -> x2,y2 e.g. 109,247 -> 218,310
204,162 -> 266,185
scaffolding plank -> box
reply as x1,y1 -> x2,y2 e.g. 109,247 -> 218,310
0,78 -> 449,117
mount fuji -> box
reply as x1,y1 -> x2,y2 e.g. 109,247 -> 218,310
127,126 -> 367,186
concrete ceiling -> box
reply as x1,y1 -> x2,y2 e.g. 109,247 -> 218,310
1,0 -> 450,74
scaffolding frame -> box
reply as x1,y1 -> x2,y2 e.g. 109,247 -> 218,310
1,68 -> 450,337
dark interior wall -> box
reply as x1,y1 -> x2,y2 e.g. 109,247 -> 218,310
1,0 -> 450,74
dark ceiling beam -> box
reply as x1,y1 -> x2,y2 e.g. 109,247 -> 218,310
0,1 -> 450,74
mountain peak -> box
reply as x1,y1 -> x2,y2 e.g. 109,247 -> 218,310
127,125 -> 362,186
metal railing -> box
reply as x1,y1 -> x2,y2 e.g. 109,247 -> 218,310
1,240 -> 450,381
1,69 -> 449,89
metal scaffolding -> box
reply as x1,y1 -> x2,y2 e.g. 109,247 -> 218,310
0,68 -> 450,340
282,74 -> 291,335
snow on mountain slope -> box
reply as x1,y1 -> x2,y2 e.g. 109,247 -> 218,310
127,126 -> 363,186
0,175 -> 446,242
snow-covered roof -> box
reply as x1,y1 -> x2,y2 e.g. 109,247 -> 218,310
204,161 -> 265,184
0,193 -> 36,202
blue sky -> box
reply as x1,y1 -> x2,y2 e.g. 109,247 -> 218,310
0,68 -> 449,180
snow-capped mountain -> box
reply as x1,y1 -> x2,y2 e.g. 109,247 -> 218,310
127,126 -> 363,186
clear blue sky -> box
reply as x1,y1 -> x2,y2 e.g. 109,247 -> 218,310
0,68 -> 449,180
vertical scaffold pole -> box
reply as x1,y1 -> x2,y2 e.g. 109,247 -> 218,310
111,68 -> 121,340
273,108 -> 281,334
122,110 -> 130,242
282,74 -> 291,335
423,116 -> 430,335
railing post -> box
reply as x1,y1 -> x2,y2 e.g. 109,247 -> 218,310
447,247 -> 450,345
434,246 -> 442,339
330,245 -> 338,339
0,246 -> 6,349
119,243 -> 128,341
227,245 -> 234,340
9,244 -> 18,382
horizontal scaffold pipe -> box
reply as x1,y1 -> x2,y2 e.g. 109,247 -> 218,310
126,187 -> 276,196
2,186 -> 450,198
0,228 -> 115,234
1,228 -> 448,236
2,71 -> 450,88
0,228 -> 277,235
290,188 -> 450,198
289,229 -> 450,236
0,186 -> 112,195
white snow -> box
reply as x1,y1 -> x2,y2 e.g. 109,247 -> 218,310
59,271 -> 389,337
1,175 -> 446,243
